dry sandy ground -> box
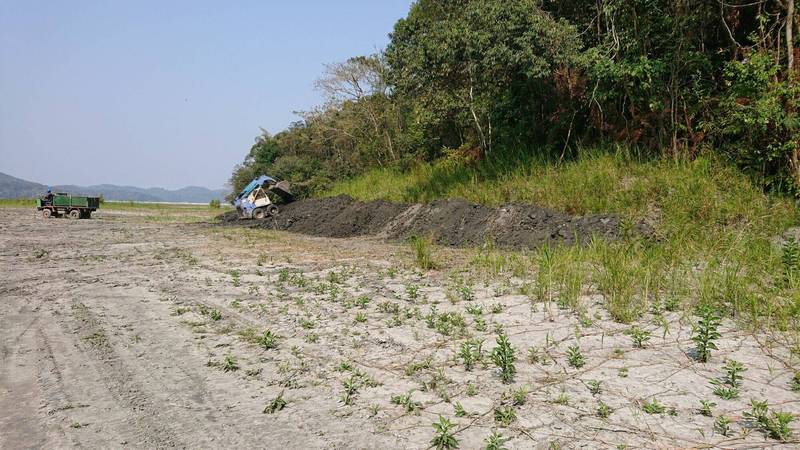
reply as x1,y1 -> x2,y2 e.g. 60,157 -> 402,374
2,207 -> 800,449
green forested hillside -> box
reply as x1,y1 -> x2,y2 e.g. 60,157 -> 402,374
230,0 -> 800,198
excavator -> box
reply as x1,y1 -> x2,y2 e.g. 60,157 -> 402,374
233,175 -> 293,219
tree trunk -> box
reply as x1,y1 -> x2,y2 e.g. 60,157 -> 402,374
789,0 -> 795,72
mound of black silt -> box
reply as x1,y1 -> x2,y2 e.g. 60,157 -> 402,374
221,195 -> 646,249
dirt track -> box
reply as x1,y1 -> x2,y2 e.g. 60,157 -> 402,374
2,207 -> 799,449
222,195 -> 650,248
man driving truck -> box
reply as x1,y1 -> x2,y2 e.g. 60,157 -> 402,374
42,189 -> 54,205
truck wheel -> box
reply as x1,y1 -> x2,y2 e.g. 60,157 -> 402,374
42,209 -> 52,219
253,208 -> 266,220
68,209 -> 81,219
267,205 -> 279,216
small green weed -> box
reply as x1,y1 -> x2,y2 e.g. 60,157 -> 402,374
431,415 -> 458,450
627,326 -> 651,348
258,329 -> 280,350
493,406 -> 517,427
491,333 -> 516,383
391,392 -> 423,414
263,391 -> 287,414
714,416 -> 731,436
221,354 -> 239,372
699,400 -> 716,417
691,306 -> 721,363
566,344 -> 585,369
484,430 -> 508,450
596,401 -> 613,418
458,339 -> 483,371
642,398 -> 666,414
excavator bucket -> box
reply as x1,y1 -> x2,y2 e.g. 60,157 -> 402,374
270,181 -> 294,203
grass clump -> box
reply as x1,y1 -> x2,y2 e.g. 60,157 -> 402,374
411,236 -> 437,271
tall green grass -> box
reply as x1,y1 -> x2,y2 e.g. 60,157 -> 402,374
328,146 -> 800,331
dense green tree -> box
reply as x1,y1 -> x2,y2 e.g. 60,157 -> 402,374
229,0 -> 800,197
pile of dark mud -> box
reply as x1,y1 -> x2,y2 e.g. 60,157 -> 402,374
219,195 -> 649,249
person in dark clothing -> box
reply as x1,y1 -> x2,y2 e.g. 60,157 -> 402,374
42,190 -> 54,205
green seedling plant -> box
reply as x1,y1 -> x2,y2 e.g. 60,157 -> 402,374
711,359 -> 746,399
230,270 -> 241,287
221,354 -> 239,372
699,400 -> 716,417
642,398 -> 666,414
258,329 -> 279,350
692,306 -> 721,363
458,339 -> 483,371
484,430 -> 508,450
209,309 -> 222,321
627,326 -> 651,348
553,392 -> 570,405
491,333 -> 516,383
355,295 -> 370,308
354,312 -> 367,323
566,344 -> 585,369
431,415 -> 458,450
458,284 -> 475,302
715,416 -> 731,436
465,304 -> 483,316
597,401 -> 613,418
511,385 -> 528,406
791,372 -> 800,391
341,374 -> 360,405
494,406 -> 517,427
744,399 -> 795,442
263,391 -> 287,414
406,283 -> 420,300
527,347 -> 542,364
453,401 -> 468,417
391,392 -> 423,414
587,380 -> 602,396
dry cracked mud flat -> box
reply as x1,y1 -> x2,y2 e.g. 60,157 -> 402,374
1,207 -> 799,449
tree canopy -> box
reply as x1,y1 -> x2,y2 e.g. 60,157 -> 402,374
230,0 -> 800,197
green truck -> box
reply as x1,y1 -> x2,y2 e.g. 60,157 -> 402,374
37,193 -> 100,219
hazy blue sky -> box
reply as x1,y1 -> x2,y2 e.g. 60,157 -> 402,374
0,1 -> 412,189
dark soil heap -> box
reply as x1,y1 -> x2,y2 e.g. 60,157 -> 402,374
220,195 -> 646,249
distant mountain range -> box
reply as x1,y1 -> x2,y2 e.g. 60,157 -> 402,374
0,171 -> 229,203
